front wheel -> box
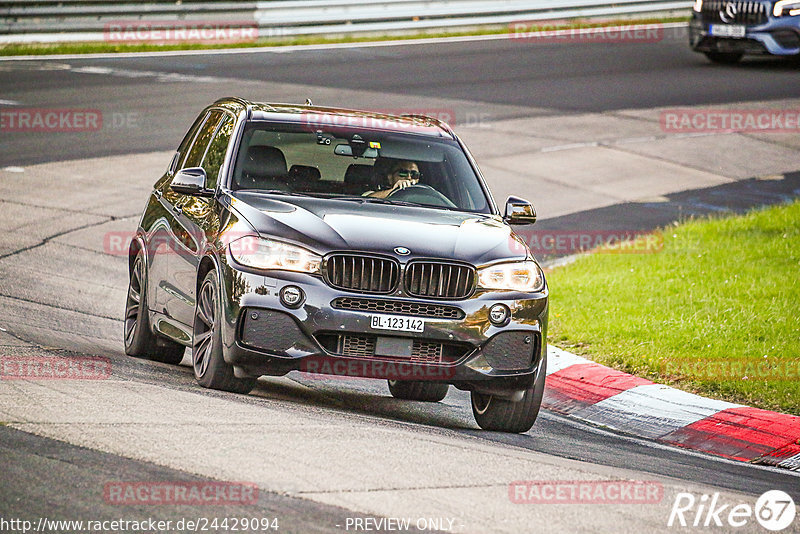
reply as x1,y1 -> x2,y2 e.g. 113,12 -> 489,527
704,51 -> 743,64
388,380 -> 449,402
124,250 -> 186,364
192,270 -> 256,394
470,359 -> 546,433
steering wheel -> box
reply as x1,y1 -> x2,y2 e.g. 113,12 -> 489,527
387,184 -> 457,208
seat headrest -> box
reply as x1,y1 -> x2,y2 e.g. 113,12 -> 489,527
344,164 -> 375,185
287,165 -> 321,183
242,145 -> 287,178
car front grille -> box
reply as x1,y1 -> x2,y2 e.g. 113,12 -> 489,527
700,0 -> 767,25
412,340 -> 444,363
404,261 -> 475,299
324,254 -> 399,294
330,297 -> 465,319
315,333 -> 472,364
340,334 -> 376,357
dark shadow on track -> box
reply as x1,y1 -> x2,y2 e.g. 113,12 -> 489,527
0,425 -> 419,534
526,171 -> 800,263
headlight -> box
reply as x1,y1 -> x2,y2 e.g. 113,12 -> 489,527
228,236 -> 321,273
774,0 -> 800,16
693,0 -> 703,12
477,261 -> 545,292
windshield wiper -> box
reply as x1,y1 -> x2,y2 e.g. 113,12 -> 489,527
358,197 -> 462,211
334,196 -> 419,207
242,191 -> 463,212
237,189 -> 319,198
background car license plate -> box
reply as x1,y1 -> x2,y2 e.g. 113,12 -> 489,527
710,24 -> 745,38
370,315 -> 424,333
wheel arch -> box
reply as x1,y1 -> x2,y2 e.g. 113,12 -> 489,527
194,248 -> 240,367
196,247 -> 231,310
197,253 -> 219,294
128,233 -> 147,274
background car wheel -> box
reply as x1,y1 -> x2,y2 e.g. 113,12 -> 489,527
124,250 -> 186,365
704,51 -> 743,64
470,359 -> 546,433
387,380 -> 449,402
193,270 -> 256,394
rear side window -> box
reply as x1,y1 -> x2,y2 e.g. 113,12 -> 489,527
200,115 -> 235,190
182,110 -> 223,169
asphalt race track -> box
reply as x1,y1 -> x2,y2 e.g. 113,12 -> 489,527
1,32 -> 799,533
3,33 -> 800,165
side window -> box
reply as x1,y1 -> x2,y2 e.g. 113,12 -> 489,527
183,110 -> 223,169
200,115 -> 235,190
173,112 -> 209,173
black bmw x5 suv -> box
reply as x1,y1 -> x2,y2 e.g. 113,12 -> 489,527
125,98 -> 548,432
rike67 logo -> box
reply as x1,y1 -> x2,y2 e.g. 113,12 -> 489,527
668,490 -> 796,531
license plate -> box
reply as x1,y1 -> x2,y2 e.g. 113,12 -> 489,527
710,24 -> 746,38
370,315 -> 424,333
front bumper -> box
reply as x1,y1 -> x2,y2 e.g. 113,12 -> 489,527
689,14 -> 800,56
218,262 -> 548,396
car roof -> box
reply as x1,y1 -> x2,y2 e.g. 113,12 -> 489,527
212,97 -> 455,139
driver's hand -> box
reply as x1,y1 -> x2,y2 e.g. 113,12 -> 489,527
391,179 -> 418,191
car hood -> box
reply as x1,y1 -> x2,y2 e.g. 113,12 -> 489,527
228,192 -> 528,266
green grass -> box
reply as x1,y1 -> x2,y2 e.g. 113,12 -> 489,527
0,17 -> 689,56
547,200 -> 800,415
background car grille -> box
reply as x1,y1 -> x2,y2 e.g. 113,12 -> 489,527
700,0 -> 767,25
331,297 -> 465,319
325,254 -> 399,293
316,333 -> 472,364
404,261 -> 475,299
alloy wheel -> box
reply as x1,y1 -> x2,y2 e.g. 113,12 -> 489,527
193,278 -> 216,378
124,257 -> 144,348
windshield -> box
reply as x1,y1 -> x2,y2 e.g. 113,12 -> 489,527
230,121 -> 492,213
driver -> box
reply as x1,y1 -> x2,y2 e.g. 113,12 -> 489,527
365,160 -> 420,198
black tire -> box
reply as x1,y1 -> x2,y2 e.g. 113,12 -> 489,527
704,51 -> 743,64
470,359 -> 546,433
124,250 -> 186,365
192,270 -> 256,394
387,380 -> 449,402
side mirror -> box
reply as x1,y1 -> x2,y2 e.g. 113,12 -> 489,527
170,167 -> 213,197
504,196 -> 537,225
